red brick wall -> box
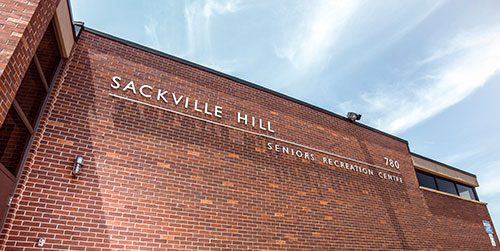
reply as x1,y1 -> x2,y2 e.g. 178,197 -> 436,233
0,0 -> 59,125
420,189 -> 496,249
1,29 -> 497,250
0,16 -> 72,251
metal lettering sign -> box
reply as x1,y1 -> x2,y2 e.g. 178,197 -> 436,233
109,76 -> 405,184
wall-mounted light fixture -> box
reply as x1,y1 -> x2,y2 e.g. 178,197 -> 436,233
346,112 -> 362,122
72,156 -> 83,176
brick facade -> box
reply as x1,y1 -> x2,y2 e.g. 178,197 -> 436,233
0,0 -> 498,248
0,0 -> 59,125
0,27 -> 497,250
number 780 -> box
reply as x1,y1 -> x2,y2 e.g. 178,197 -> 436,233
384,157 -> 400,169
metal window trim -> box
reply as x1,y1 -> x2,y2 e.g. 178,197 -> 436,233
453,182 -> 460,198
33,54 -> 49,92
12,58 -> 63,180
415,170 -> 436,190
11,99 -> 34,134
456,183 -> 479,201
417,169 -> 480,201
435,177 -> 459,196
0,56 -> 64,233
0,162 -> 15,182
473,187 -> 480,201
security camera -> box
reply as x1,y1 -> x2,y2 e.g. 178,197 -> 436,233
346,112 -> 362,122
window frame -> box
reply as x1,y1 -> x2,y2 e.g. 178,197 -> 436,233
415,169 -> 479,201
415,171 -> 438,190
435,177 -> 459,196
0,21 -> 64,181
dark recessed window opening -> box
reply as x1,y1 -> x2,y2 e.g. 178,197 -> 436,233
36,20 -> 62,87
0,21 -> 62,178
457,183 -> 477,200
436,178 -> 458,196
415,170 -> 478,201
415,171 -> 437,190
0,108 -> 32,176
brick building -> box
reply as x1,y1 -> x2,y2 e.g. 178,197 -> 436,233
0,0 -> 498,250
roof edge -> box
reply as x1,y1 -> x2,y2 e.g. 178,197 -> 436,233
81,26 -> 409,144
66,0 -> 76,39
411,152 -> 476,177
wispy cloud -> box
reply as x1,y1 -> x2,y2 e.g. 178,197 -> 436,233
205,58 -> 241,74
333,1 -> 445,76
274,0 -> 359,71
477,160 -> 500,196
361,26 -> 500,134
144,15 -> 160,49
441,150 -> 481,166
184,0 -> 240,58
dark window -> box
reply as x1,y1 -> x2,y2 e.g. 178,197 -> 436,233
436,178 -> 458,195
0,108 -> 31,176
457,183 -> 477,200
36,20 -> 62,86
415,169 -> 479,201
0,22 -> 62,177
416,171 -> 437,190
15,61 -> 47,127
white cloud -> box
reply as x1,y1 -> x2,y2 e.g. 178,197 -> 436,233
205,58 -> 241,74
274,0 -> 359,71
361,26 -> 500,134
334,1 -> 445,76
201,0 -> 239,18
441,150 -> 481,166
184,0 -> 240,58
144,16 -> 160,49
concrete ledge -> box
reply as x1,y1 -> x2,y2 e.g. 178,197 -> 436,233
420,186 -> 486,205
412,154 -> 478,187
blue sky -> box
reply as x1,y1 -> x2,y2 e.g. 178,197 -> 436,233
71,0 -> 500,229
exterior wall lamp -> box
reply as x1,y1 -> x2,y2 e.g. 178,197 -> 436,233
72,156 -> 83,176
